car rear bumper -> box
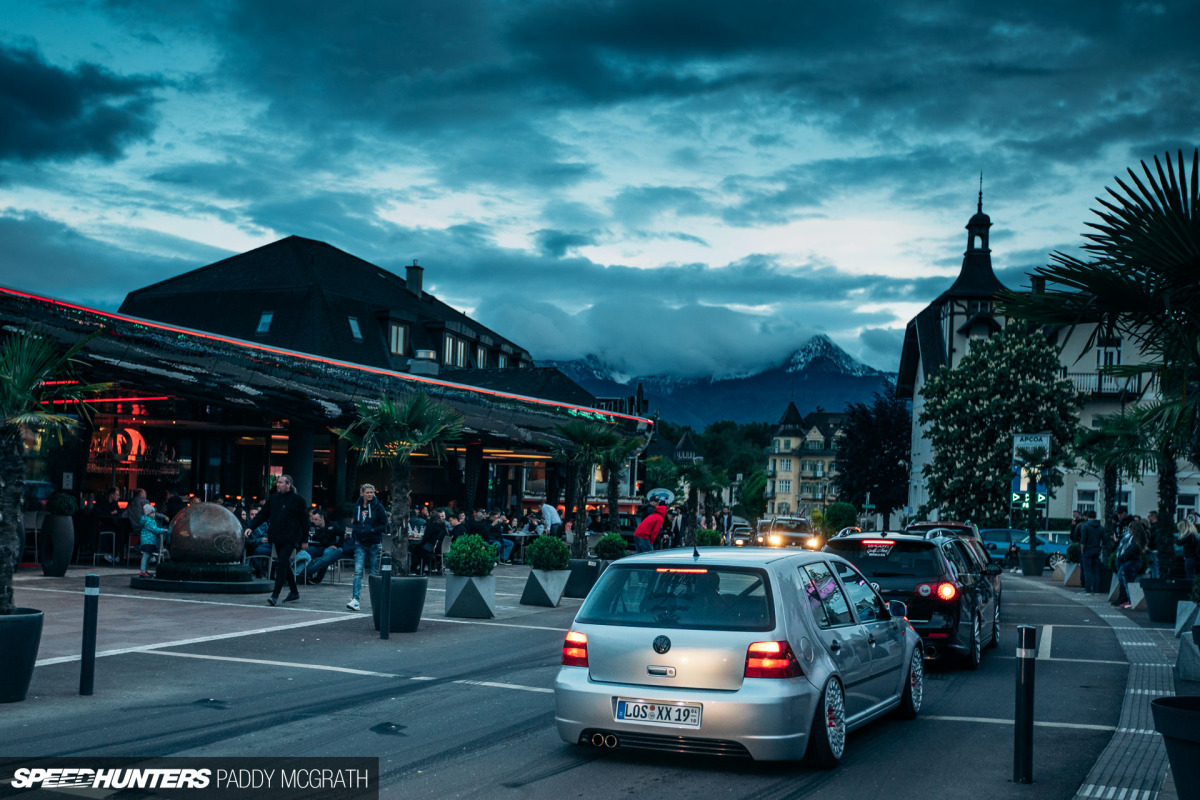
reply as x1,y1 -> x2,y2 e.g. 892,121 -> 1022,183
554,666 -> 819,761
911,614 -> 963,658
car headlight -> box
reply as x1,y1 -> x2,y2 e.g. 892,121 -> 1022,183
807,537 -> 819,549
757,535 -> 763,543
768,534 -> 782,546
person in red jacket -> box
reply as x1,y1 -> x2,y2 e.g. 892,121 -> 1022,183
634,505 -> 668,553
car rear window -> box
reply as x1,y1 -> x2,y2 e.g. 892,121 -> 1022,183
575,564 -> 774,631
824,539 -> 942,578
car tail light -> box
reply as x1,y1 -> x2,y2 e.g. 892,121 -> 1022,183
744,641 -> 802,679
916,582 -> 958,601
562,631 -> 588,667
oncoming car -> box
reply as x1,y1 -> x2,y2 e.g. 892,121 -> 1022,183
553,549 -> 923,766
756,517 -> 822,550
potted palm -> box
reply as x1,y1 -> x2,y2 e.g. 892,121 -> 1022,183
548,420 -> 620,598
0,330 -> 107,702
336,390 -> 463,633
520,535 -> 571,607
40,492 -> 77,577
444,534 -> 499,618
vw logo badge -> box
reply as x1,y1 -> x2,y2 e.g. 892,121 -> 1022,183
870,582 -> 881,592
652,635 -> 671,654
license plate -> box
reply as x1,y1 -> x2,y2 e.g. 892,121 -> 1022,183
615,698 -> 702,728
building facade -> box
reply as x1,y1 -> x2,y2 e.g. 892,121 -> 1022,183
766,402 -> 843,517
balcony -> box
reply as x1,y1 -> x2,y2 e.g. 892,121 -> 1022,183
766,467 -> 777,477
1065,372 -> 1142,397
763,488 -> 776,499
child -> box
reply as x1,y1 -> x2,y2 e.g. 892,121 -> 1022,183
127,488 -> 169,578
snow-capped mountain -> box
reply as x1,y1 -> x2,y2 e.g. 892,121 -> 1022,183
541,335 -> 896,428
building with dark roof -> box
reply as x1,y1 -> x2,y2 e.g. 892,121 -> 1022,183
766,402 -> 843,516
120,236 -> 535,378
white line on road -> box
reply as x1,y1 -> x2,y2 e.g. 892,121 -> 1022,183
421,617 -> 569,632
143,650 -> 401,677
1079,785 -> 1153,800
18,586 -> 352,615
454,680 -> 553,694
924,715 -> 1116,732
999,656 -> 1128,665
1037,625 -> 1053,660
35,614 -> 359,666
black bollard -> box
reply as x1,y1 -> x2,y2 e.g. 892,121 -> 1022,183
379,555 -> 392,640
1013,624 -> 1036,783
80,574 -> 100,696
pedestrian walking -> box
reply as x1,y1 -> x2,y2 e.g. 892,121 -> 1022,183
717,506 -> 735,546
249,474 -> 309,607
346,483 -> 388,611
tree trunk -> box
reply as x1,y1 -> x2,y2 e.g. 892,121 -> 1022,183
0,433 -> 25,615
1101,464 -> 1118,557
390,459 -> 412,576
607,471 -> 621,533
570,466 -> 589,559
1157,441 -> 1178,576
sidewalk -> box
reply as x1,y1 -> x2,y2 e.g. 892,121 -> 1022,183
1013,568 -> 1194,800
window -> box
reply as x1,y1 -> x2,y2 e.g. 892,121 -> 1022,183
389,323 -> 407,356
347,316 -> 363,341
778,479 -> 792,494
256,311 -> 274,334
443,334 -> 467,367
1075,489 -> 1097,515
783,439 -> 791,451
456,339 -> 467,367
942,541 -> 971,579
475,345 -> 487,369
1177,494 -> 1197,522
833,561 -> 886,623
814,462 -> 825,477
806,440 -> 825,451
1097,339 -> 1122,368
498,353 -> 508,369
575,565 -> 773,631
779,458 -> 792,472
801,563 -> 853,628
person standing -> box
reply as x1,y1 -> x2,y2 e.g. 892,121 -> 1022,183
416,508 -> 449,575
346,483 -> 388,611
717,506 -> 735,546
1178,513 -> 1199,581
249,475 -> 309,607
633,505 -> 668,554
1113,519 -> 1145,608
541,502 -> 563,538
1078,510 -> 1104,593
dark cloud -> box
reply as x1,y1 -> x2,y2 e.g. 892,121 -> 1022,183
0,44 -> 162,163
534,229 -> 595,257
857,327 -> 906,372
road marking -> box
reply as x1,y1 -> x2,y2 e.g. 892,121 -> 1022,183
18,586 -> 352,615
1079,785 -> 1153,800
35,614 -> 359,666
1037,625 -> 1053,660
924,715 -> 1116,732
454,680 -> 553,694
1115,728 -> 1159,735
143,651 -> 400,677
421,618 -> 569,632
999,656 -> 1128,666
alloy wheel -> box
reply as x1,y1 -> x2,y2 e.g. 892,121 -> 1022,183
909,649 -> 924,712
825,679 -> 846,758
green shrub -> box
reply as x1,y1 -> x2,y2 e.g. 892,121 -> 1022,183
48,493 -> 78,516
525,535 -> 569,571
696,528 -> 722,546
595,532 -> 628,561
1066,542 -> 1081,564
445,534 -> 498,577
824,502 -> 858,532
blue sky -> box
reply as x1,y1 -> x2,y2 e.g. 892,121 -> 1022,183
1,1 -> 1196,377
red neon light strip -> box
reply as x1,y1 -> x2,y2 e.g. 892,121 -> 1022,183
3,286 -> 653,425
42,396 -> 170,404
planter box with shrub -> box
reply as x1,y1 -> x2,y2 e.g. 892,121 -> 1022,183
445,534 -> 498,618
521,535 -> 570,608
566,533 -> 627,598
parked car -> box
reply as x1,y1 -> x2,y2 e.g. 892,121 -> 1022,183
554,548 -> 923,765
825,532 -> 1001,669
729,519 -> 754,547
755,516 -> 820,549
977,528 -> 1068,569
904,521 -> 980,540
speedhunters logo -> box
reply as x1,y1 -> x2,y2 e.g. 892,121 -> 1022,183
0,758 -> 377,799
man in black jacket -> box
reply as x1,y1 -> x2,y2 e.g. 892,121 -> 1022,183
249,475 -> 309,606
1078,510 -> 1105,594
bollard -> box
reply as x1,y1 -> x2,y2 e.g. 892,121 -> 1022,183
1014,624 -> 1036,783
379,555 -> 392,640
80,574 -> 100,696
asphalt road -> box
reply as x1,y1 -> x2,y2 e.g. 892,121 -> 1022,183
1,569 -> 1128,799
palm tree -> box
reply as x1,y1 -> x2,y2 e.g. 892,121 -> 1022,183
599,437 -> 644,533
547,419 -> 620,558
335,390 -> 463,576
1001,149 -> 1200,463
1071,413 -> 1147,557
678,462 -> 720,547
1,331 -> 109,615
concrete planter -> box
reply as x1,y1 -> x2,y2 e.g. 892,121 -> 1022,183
40,514 -> 74,577
0,608 -> 43,703
1126,581 -> 1147,611
1052,561 -> 1067,582
368,574 -> 427,633
1141,579 -> 1191,623
564,559 -> 609,598
521,569 -> 570,607
445,574 -> 497,619
1063,563 -> 1081,587
1019,552 -> 1044,577
1174,601 -> 1199,638
1151,693 -> 1200,800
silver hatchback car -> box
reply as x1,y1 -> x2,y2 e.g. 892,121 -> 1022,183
554,548 -> 923,766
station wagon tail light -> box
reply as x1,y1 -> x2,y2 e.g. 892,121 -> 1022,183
656,568 -> 708,573
915,582 -> 958,601
562,631 -> 589,667
744,641 -> 802,678
862,540 -> 893,547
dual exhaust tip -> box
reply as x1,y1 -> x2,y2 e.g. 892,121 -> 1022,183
590,732 -> 619,749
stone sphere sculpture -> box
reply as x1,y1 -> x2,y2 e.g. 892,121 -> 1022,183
168,503 -> 245,563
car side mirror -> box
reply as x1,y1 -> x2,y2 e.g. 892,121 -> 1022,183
985,564 -> 1002,576
888,600 -> 908,619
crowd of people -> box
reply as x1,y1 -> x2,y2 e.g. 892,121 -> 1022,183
1070,505 -> 1199,608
